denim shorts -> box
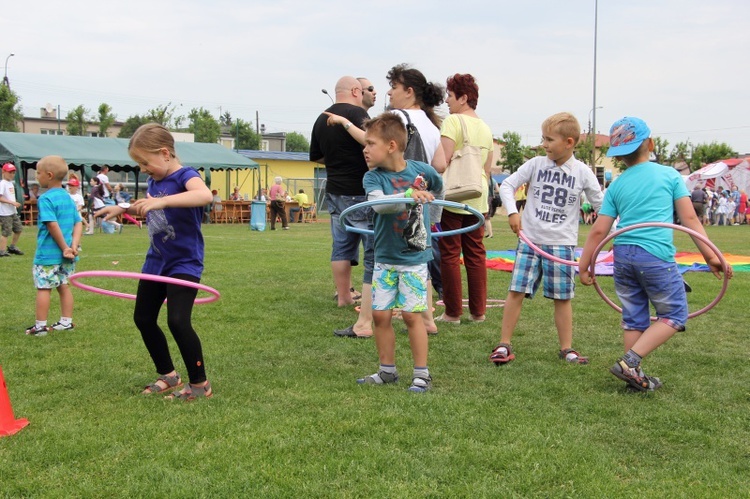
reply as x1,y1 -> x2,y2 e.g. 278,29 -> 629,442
372,263 -> 428,312
327,193 -> 374,284
613,245 -> 688,332
33,262 -> 76,289
509,240 -> 575,300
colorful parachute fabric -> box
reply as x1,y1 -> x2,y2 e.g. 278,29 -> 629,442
486,250 -> 750,275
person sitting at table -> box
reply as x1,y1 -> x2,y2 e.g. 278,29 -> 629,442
289,189 -> 309,223
254,188 -> 267,202
230,186 -> 242,201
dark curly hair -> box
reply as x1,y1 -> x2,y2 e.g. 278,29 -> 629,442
386,63 -> 444,128
446,73 -> 479,110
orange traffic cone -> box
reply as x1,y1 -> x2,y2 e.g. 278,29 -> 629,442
0,365 -> 29,437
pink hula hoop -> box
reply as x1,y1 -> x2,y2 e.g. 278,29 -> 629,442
68,271 -> 221,305
518,229 -> 611,267
589,222 -> 729,320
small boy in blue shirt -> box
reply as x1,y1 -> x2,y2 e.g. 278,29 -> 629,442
25,156 -> 83,336
579,117 -> 732,391
356,113 -> 443,393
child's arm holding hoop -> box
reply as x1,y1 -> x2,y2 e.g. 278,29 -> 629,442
131,177 -> 212,216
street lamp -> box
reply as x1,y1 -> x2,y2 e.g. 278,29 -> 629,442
3,53 -> 14,88
591,0 -> 599,169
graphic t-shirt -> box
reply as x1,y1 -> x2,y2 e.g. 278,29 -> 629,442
142,167 -> 205,278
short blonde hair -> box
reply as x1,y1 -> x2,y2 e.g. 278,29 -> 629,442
37,155 -> 69,181
542,112 -> 581,145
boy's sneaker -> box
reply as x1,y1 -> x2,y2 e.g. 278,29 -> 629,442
0,250 -> 9,257
559,348 -> 589,364
489,343 -> 515,365
408,376 -> 432,393
25,324 -> 49,337
49,321 -> 74,331
357,370 -> 399,385
7,245 -> 24,255
610,359 -> 651,391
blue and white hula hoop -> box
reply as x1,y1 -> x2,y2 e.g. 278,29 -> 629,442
339,198 -> 484,237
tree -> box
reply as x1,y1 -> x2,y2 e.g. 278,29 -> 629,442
0,85 -> 23,132
220,111 -> 232,127
188,107 -> 221,143
235,118 -> 261,150
286,132 -> 310,152
652,137 -> 670,165
498,131 -> 526,173
691,142 -> 737,171
66,105 -> 90,136
669,140 -> 693,167
118,114 -> 149,138
146,103 -> 179,127
97,103 -> 116,137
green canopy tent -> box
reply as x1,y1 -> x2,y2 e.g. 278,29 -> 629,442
0,132 -> 258,201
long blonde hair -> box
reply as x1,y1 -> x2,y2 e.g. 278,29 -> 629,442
128,123 -> 180,163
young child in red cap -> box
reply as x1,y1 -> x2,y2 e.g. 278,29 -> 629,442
0,162 -> 24,257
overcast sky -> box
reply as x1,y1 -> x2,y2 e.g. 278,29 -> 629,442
3,0 -> 749,154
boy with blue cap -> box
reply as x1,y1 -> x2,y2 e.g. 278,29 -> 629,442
578,117 -> 732,391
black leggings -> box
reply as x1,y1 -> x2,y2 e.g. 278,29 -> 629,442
133,274 -> 206,384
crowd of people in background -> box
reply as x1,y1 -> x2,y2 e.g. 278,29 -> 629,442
691,184 -> 748,226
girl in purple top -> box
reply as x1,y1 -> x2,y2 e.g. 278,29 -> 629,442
125,123 -> 214,400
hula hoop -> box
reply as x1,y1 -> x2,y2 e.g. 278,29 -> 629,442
589,222 -> 729,320
68,271 -> 221,305
518,229 -> 611,267
339,198 -> 484,237
436,298 -> 505,309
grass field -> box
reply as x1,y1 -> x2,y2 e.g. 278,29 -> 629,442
1,216 -> 748,497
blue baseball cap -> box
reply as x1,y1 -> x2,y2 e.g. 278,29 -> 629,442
606,117 -> 651,157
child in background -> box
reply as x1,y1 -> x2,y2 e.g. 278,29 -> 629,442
579,116 -> 732,391
67,176 -> 89,234
25,156 -> 82,336
0,162 -> 24,257
122,123 -> 214,400
491,112 -> 603,365
356,113 -> 443,393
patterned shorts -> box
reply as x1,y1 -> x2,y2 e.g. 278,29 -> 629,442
33,262 -> 76,289
372,263 -> 428,312
0,214 -> 23,237
509,240 -> 575,300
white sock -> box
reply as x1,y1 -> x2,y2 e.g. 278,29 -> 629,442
36,320 -> 47,328
59,317 -> 72,326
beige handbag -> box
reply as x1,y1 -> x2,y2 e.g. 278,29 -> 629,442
443,114 -> 484,201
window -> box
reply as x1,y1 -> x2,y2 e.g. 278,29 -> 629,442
40,129 -> 64,136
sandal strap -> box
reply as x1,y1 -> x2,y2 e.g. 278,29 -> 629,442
144,373 -> 182,393
169,381 -> 213,400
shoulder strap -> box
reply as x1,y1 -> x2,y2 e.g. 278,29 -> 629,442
455,114 -> 472,147
397,109 -> 413,126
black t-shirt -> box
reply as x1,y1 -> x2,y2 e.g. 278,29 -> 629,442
310,103 -> 369,196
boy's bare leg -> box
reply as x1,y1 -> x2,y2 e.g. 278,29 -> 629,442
421,284 -> 436,333
352,284 -> 373,334
554,299 -> 573,350
372,310 -> 396,365
332,261 -> 354,307
58,284 -> 74,318
35,289 -> 51,322
628,322 -> 678,358
499,290 -> 525,344
403,311 -> 428,368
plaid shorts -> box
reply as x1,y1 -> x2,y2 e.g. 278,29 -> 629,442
32,262 -> 76,289
0,214 -> 23,237
372,263 -> 428,312
508,240 -> 575,300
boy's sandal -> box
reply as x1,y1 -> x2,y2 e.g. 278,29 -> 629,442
489,343 -> 515,365
559,348 -> 589,364
142,373 -> 182,394
166,381 -> 213,401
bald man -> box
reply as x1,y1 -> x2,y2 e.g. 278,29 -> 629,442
310,76 -> 375,338
357,77 -> 377,111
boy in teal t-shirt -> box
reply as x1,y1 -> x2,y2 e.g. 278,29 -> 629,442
579,117 -> 732,391
25,156 -> 83,336
357,113 -> 443,393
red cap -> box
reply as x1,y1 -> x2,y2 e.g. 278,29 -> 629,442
2,163 -> 16,172
68,177 -> 80,187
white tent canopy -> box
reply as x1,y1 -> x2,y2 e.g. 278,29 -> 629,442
685,160 -> 750,193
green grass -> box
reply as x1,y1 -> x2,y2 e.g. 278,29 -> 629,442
1,217 -> 748,497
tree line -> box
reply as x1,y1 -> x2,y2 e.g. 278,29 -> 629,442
0,85 -> 310,152
496,130 -> 738,174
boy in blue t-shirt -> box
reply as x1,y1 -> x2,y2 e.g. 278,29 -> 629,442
357,113 -> 443,393
579,117 -> 732,391
25,156 -> 83,336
